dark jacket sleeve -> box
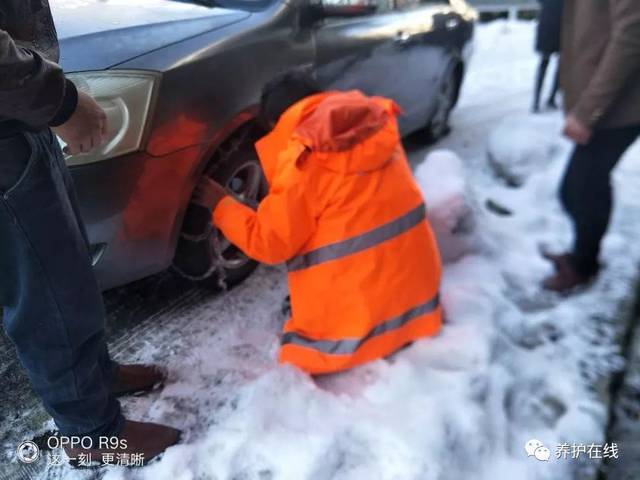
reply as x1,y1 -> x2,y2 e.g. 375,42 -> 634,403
0,28 -> 77,128
573,0 -> 640,128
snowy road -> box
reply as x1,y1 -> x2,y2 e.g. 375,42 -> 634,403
2,21 -> 640,480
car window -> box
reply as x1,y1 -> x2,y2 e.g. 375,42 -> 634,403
323,0 -> 395,14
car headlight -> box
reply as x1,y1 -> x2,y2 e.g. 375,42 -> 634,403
61,71 -> 160,166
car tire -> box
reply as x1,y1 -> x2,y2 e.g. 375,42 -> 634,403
422,65 -> 459,144
173,129 -> 267,290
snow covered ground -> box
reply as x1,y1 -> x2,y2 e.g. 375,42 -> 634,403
4,20 -> 640,480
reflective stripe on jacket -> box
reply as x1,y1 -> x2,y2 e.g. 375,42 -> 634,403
213,90 -> 442,374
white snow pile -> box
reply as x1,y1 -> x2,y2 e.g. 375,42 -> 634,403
417,150 -> 483,262
488,114 -> 564,187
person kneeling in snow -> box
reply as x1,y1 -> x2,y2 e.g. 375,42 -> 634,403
193,72 -> 442,374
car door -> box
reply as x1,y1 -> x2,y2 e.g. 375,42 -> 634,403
310,0 -> 418,134
393,0 -> 463,131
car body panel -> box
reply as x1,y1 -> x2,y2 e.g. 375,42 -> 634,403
398,4 -> 457,124
71,145 -> 204,288
53,0 -> 250,71
119,2 -> 313,157
314,0 -> 459,133
313,8 -> 419,131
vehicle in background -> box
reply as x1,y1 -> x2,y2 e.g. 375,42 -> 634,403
466,0 -> 539,21
52,0 -> 476,290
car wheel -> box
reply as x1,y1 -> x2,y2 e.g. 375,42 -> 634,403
424,66 -> 458,143
173,131 -> 267,290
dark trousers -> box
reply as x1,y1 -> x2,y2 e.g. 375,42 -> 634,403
0,129 -> 123,439
560,125 -> 640,277
533,53 -> 560,111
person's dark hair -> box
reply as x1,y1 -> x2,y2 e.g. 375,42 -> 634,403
258,70 -> 321,130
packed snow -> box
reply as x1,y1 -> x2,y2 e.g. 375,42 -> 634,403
10,20 -> 640,480
415,150 -> 481,262
487,115 -> 563,187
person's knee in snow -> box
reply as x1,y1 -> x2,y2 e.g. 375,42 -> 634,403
193,70 -> 443,375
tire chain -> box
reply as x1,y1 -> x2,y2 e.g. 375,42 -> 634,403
177,125 -> 257,286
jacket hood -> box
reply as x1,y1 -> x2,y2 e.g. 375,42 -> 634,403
254,91 -> 402,185
292,91 -> 402,174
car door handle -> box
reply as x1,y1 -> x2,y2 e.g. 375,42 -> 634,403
395,31 -> 412,45
445,18 -> 459,30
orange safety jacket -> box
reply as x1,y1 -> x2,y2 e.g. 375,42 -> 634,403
212,90 -> 442,374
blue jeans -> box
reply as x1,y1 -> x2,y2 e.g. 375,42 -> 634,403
0,129 -> 124,439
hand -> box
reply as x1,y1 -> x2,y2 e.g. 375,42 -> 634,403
193,176 -> 228,211
52,91 -> 108,155
563,114 -> 592,145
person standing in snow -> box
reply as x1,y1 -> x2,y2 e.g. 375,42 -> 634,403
0,1 -> 179,464
543,0 -> 640,292
193,72 -> 443,375
532,0 -> 563,112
